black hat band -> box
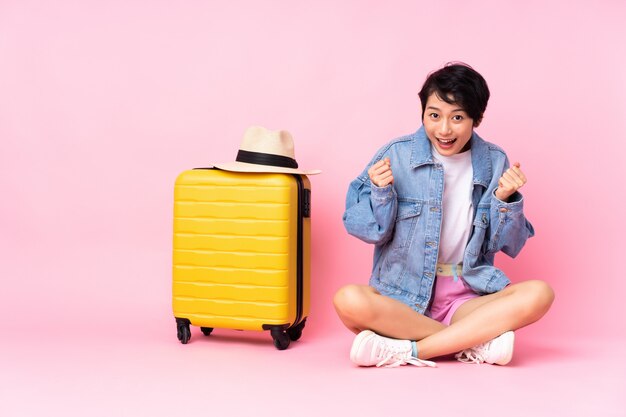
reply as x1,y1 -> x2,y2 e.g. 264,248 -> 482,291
236,149 -> 299,169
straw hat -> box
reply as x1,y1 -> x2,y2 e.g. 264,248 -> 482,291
212,126 -> 321,175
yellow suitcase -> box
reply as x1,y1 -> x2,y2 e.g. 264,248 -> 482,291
172,168 -> 311,349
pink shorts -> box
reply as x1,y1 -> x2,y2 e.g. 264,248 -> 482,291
426,274 -> 478,326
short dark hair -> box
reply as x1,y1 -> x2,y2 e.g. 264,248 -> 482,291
418,62 -> 490,125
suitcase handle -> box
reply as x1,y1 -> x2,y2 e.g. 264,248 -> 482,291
302,189 -> 311,218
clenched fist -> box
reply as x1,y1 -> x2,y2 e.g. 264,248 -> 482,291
368,157 -> 394,187
495,162 -> 527,201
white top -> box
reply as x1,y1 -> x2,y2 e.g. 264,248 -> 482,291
432,146 -> 474,264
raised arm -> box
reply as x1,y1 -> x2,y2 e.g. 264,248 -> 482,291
343,157 -> 398,245
489,160 -> 535,257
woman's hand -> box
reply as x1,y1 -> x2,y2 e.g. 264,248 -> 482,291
368,157 -> 394,187
495,162 -> 526,202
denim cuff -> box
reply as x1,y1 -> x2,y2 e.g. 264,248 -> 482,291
370,183 -> 396,203
492,189 -> 524,213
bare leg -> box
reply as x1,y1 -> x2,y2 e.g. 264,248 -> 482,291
334,280 -> 554,360
415,280 -> 555,359
333,284 -> 445,340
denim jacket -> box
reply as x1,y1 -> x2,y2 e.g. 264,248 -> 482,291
343,126 -> 534,314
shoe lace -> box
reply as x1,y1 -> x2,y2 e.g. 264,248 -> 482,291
373,340 -> 436,368
455,341 -> 490,364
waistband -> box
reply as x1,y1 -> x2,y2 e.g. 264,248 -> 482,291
436,263 -> 463,277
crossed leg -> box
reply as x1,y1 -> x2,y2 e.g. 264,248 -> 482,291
333,280 -> 554,360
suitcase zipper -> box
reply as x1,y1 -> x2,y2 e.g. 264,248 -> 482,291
292,174 -> 306,329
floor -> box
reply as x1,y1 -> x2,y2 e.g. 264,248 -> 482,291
2,315 -> 624,417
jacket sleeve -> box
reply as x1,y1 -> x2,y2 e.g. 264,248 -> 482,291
342,167 -> 398,245
488,158 -> 535,257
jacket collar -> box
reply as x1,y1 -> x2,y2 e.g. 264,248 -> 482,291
410,126 -> 492,188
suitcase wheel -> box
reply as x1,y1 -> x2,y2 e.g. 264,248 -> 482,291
287,319 -> 306,342
176,318 -> 191,344
270,327 -> 291,350
201,327 -> 213,336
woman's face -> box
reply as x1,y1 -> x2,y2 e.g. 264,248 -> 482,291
422,92 -> 478,156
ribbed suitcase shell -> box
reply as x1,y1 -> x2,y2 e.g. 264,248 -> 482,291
172,169 -> 310,347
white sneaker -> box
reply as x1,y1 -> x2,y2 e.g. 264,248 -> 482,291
455,331 -> 515,365
350,330 -> 437,368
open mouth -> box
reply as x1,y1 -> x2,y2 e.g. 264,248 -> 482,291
436,137 -> 457,147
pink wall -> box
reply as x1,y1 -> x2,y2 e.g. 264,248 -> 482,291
1,0 -> 625,341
